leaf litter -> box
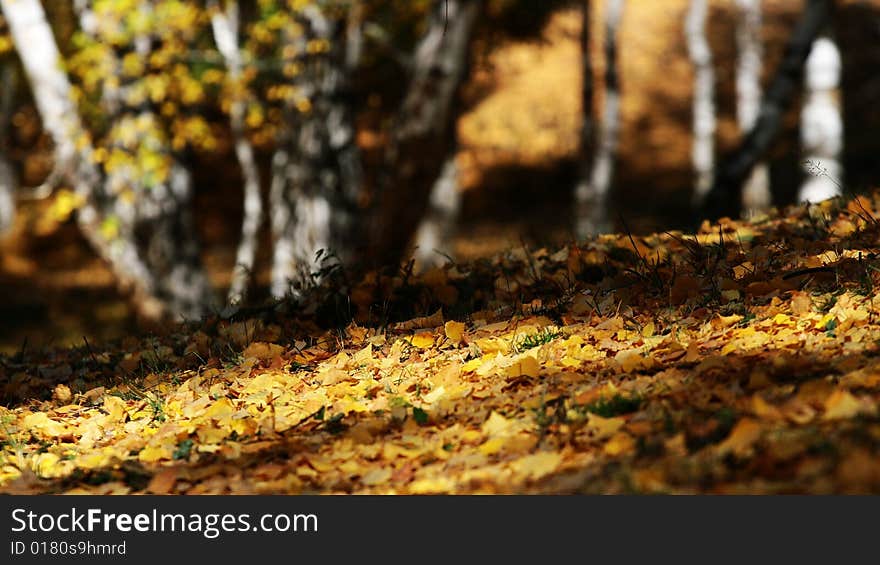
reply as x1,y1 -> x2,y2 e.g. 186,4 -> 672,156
4,196 -> 880,493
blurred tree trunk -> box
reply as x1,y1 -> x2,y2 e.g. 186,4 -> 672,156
799,36 -> 843,203
735,0 -> 771,215
210,0 -> 263,306
685,0 -> 715,207
412,154 -> 460,270
76,0 -> 214,319
376,0 -> 481,266
573,0 -> 594,240
269,6 -> 363,300
701,0 -> 832,221
574,0 -> 624,240
1,0 -> 167,319
0,63 -> 16,237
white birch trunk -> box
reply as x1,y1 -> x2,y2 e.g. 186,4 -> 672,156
0,63 -> 16,237
269,147 -> 294,298
412,154 -> 460,270
799,36 -> 843,203
573,0 -> 593,242
1,0 -> 165,318
270,6 -> 363,299
377,0 -> 480,265
685,0 -> 716,206
211,0 -> 263,306
735,0 -> 771,214
575,0 -> 624,240
78,0 -> 214,319
701,0 -> 832,219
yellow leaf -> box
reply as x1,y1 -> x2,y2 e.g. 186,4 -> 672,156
717,418 -> 762,456
423,386 -> 446,404
772,313 -> 793,326
22,412 -> 67,439
604,432 -> 635,456
684,341 -> 701,363
586,414 -> 625,439
32,453 -> 65,478
368,334 -> 387,346
815,313 -> 836,330
711,314 -> 743,329
77,450 -> 117,470
196,425 -> 228,444
561,355 -> 581,368
444,320 -> 466,343
823,390 -> 873,420
409,477 -> 454,494
510,452 -> 562,479
504,352 -> 541,379
476,352 -> 504,377
139,443 -> 174,463
461,356 -> 484,373
478,437 -> 506,455
408,334 -> 435,349
615,350 -> 650,373
53,383 -> 72,404
48,189 -> 85,222
750,395 -> 782,420
474,336 -> 508,354
320,367 -> 350,386
204,398 -> 235,424
103,395 -> 128,423
482,411 -> 514,437
242,341 -> 285,361
351,344 -> 373,366
362,468 -> 392,486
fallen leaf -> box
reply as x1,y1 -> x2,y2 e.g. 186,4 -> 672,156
717,418 -> 762,457
444,320 -> 466,343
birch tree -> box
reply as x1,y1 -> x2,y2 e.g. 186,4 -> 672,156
269,5 -> 363,300
701,0 -> 832,220
406,0 -> 483,270
799,35 -> 843,204
735,0 -> 771,215
1,0 -> 166,318
376,0 -> 482,267
574,0 -> 624,240
412,155 -> 460,269
685,0 -> 716,206
70,0 -> 214,319
0,62 -> 15,237
210,0 -> 263,306
573,0 -> 594,240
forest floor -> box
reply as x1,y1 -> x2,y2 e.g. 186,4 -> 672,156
4,193 -> 880,494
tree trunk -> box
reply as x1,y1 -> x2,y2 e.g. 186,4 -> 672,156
80,0 -> 214,319
269,6 -> 363,300
0,62 -> 16,237
685,0 -> 716,206
412,153 -> 460,270
376,0 -> 481,265
573,0 -> 594,240
799,35 -> 843,204
210,0 -> 264,306
701,0 -> 832,221
1,0 -> 166,319
735,0 -> 771,215
574,0 -> 624,240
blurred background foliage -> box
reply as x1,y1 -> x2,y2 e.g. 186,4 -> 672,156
0,0 -> 878,351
